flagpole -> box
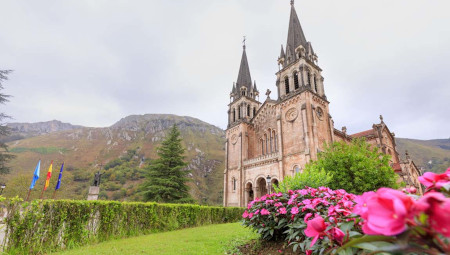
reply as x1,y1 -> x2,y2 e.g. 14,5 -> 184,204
40,185 -> 45,199
26,189 -> 32,201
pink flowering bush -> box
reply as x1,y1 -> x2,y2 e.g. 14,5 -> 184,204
243,167 -> 450,254
348,167 -> 450,254
242,187 -> 362,253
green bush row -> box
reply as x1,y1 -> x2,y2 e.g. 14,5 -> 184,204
3,198 -> 243,254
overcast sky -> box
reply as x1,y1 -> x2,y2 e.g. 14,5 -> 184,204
1,0 -> 449,140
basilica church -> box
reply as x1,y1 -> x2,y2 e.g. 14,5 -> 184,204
223,1 -> 422,207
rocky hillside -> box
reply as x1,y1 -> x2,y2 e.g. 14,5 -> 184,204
3,114 -> 226,204
2,120 -> 82,143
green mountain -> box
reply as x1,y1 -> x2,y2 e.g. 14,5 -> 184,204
396,138 -> 450,173
2,114 -> 226,204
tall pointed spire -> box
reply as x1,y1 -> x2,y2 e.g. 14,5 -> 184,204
286,1 -> 308,60
236,44 -> 253,94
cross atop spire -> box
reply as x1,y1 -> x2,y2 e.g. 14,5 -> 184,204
290,0 -> 294,6
242,36 -> 246,49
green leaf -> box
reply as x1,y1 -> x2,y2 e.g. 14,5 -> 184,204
353,241 -> 396,251
337,235 -> 395,253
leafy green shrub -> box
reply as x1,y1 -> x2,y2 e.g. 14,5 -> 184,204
274,168 -> 332,193
306,138 -> 398,194
3,199 -> 243,254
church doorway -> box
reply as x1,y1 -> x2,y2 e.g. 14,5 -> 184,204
256,177 -> 268,197
245,182 -> 254,205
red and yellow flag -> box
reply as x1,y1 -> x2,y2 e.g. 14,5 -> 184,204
44,160 -> 53,190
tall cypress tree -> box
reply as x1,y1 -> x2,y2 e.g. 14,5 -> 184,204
142,125 -> 193,203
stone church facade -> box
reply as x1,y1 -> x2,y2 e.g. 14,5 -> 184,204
223,1 -> 423,207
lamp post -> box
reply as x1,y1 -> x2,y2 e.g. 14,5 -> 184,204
0,184 -> 5,195
266,175 -> 272,194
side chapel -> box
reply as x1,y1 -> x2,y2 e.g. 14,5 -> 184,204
223,1 -> 422,207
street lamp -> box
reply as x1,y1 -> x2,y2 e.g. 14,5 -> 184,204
266,175 -> 271,194
0,184 -> 6,195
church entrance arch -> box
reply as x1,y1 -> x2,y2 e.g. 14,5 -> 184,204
245,182 -> 254,205
271,179 -> 279,191
256,177 -> 268,197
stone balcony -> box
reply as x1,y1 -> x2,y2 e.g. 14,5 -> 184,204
243,151 -> 280,169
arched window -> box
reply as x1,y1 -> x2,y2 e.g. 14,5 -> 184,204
238,106 -> 241,119
269,129 -> 273,153
284,77 -> 290,94
273,130 -> 277,152
265,134 -> 268,155
307,72 -> 311,87
314,75 -> 318,93
253,107 -> 256,117
261,139 -> 264,155
294,72 -> 299,90
233,109 -> 236,122
294,165 -> 301,174
232,178 -> 237,191
247,105 -> 250,117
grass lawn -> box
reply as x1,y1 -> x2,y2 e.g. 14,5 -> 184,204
52,222 -> 258,255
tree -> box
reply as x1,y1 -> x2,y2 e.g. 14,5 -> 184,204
304,138 -> 398,194
141,125 -> 193,203
0,70 -> 15,175
274,167 -> 333,193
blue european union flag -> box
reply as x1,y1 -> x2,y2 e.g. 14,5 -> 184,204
55,162 -> 64,190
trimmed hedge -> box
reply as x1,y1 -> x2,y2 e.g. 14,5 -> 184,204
3,198 -> 243,254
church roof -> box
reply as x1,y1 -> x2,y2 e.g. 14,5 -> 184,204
351,129 -> 375,138
286,2 -> 308,57
236,46 -> 253,93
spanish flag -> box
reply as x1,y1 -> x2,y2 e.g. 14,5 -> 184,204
44,160 -> 53,191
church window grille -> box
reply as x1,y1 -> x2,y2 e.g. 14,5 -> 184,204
314,76 -> 318,93
294,72 -> 299,89
247,105 -> 250,117
307,72 -> 311,87
285,77 -> 290,94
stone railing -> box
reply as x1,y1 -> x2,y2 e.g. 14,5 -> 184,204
243,151 -> 280,167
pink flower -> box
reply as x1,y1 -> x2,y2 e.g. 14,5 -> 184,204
304,216 -> 327,247
278,207 -> 287,214
361,188 -> 414,236
291,207 -> 299,215
248,213 -> 254,218
353,191 -> 375,219
329,227 -> 345,243
416,192 -> 450,237
408,187 -> 417,194
306,250 -> 312,255
304,213 -> 313,222
274,202 -> 283,207
254,209 -> 260,215
419,171 -> 450,190
260,208 -> 270,215
242,210 -> 249,218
